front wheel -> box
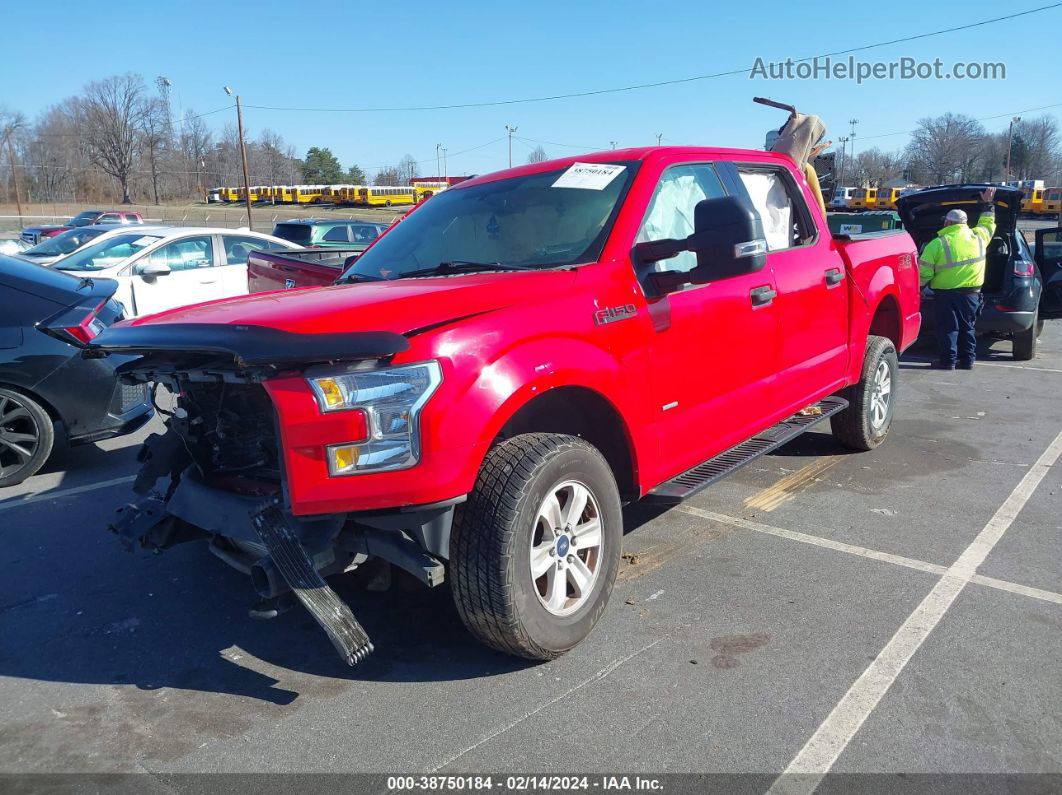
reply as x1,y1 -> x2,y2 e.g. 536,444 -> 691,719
450,434 -> 622,660
1014,310 -> 1038,360
831,335 -> 898,451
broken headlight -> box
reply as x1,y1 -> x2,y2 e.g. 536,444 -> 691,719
307,361 -> 442,474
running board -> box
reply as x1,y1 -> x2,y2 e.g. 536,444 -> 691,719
646,396 -> 849,504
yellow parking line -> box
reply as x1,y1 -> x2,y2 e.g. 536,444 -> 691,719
744,456 -> 842,512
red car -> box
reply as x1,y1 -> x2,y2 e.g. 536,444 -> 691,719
89,146 -> 920,665
20,210 -> 143,246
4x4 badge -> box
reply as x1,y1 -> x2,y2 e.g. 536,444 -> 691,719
594,304 -> 637,325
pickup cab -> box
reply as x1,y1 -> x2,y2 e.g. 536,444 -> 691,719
89,147 -> 921,666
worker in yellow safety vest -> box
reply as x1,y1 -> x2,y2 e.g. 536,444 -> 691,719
918,186 -> 996,370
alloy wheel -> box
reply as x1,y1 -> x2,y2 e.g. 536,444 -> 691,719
529,480 -> 604,617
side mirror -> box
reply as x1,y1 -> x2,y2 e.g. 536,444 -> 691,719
686,196 -> 767,282
632,195 -> 767,294
137,262 -> 171,278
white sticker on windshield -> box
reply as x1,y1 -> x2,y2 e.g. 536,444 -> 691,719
552,162 -> 626,190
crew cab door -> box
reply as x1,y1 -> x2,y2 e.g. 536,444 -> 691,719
1035,227 -> 1062,319
727,162 -> 849,410
126,234 -> 224,316
635,161 -> 780,476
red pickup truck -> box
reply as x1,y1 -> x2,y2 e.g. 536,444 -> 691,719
20,210 -> 144,246
89,147 -> 920,666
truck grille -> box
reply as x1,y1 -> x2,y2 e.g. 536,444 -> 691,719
180,382 -> 280,478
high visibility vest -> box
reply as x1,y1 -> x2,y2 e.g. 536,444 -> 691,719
918,208 -> 996,290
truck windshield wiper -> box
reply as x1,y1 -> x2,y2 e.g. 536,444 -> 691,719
336,272 -> 387,284
395,260 -> 538,279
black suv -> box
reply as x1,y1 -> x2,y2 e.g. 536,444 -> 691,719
897,185 -> 1054,360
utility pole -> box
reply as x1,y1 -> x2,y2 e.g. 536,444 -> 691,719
656,133 -> 663,146
610,141 -> 618,150
442,148 -> 448,180
224,86 -> 253,229
837,136 -> 849,186
1005,116 -> 1021,182
848,119 -> 859,182
436,143 -> 442,178
1,125 -> 24,229
505,125 -> 518,168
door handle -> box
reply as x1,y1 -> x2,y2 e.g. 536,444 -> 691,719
198,279 -> 218,285
825,268 -> 844,286
750,285 -> 777,307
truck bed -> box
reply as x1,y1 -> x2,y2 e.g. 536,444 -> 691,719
247,248 -> 361,293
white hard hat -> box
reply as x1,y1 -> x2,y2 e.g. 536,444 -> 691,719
945,208 -> 968,224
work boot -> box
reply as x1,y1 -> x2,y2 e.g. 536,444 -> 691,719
930,360 -> 956,370
957,360 -> 975,370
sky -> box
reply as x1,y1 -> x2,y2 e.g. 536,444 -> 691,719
1,0 -> 1058,178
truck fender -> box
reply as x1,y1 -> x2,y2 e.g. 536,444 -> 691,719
846,266 -> 901,382
430,337 -> 643,493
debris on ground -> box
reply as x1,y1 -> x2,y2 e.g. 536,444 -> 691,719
622,552 -> 641,565
625,597 -> 636,605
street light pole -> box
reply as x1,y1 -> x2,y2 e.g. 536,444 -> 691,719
505,125 -> 518,168
224,86 -> 253,230
1005,116 -> 1021,182
837,136 -> 849,186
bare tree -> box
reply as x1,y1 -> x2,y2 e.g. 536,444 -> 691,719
179,110 -> 213,198
141,97 -> 169,204
526,145 -> 548,164
398,154 -> 417,184
904,113 -> 986,185
80,74 -> 149,203
851,147 -> 904,188
1016,116 -> 1060,180
374,166 -> 402,186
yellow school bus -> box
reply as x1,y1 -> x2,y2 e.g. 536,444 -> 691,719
1041,187 -> 1062,217
358,186 -> 417,206
222,187 -> 240,202
293,186 -> 324,204
878,187 -> 904,210
849,187 -> 879,211
414,184 -> 447,202
1022,187 -> 1045,215
271,185 -> 293,203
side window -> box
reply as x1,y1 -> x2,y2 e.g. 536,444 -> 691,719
98,214 -> 121,224
323,225 -> 351,243
737,167 -> 813,251
350,225 -> 379,244
143,236 -> 215,271
223,235 -> 267,265
635,163 -> 727,273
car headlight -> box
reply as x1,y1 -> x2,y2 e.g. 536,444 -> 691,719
307,361 -> 442,475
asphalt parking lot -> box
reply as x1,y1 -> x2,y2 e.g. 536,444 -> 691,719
1,324 -> 1061,789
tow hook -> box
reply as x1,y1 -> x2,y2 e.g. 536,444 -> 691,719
250,500 -> 374,666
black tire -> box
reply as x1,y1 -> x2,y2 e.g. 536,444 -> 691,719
450,433 -> 622,661
0,388 -> 55,488
1014,309 -> 1038,361
830,335 -> 898,452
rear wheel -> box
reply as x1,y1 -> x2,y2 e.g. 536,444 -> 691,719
831,335 -> 898,451
0,388 -> 55,488
450,433 -> 622,660
1013,309 -> 1038,360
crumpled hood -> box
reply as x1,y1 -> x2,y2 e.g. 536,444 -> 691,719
125,269 -> 578,336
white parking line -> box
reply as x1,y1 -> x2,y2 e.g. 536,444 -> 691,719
0,476 -> 135,512
768,427 -> 1062,795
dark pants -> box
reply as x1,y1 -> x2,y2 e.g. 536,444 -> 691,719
933,289 -> 982,365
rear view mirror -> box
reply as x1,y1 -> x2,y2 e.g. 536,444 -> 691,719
633,195 -> 767,295
137,262 -> 171,278
687,196 -> 767,282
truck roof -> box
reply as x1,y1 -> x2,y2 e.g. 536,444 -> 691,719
455,146 -> 793,190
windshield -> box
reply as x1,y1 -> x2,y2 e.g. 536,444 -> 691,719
22,227 -> 107,257
55,232 -> 162,271
67,211 -> 99,227
342,162 -> 637,281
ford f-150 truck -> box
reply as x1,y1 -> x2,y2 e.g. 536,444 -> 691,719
86,147 -> 921,666
247,248 -> 365,292
20,210 -> 144,246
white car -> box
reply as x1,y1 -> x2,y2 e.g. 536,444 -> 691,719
51,226 -> 297,317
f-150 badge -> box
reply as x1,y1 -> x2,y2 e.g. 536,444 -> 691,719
594,304 -> 637,325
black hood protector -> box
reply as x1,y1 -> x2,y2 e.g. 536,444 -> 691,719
85,322 -> 410,368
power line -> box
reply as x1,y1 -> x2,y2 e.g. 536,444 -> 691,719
241,4 -> 1061,113
860,101 -> 1062,140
